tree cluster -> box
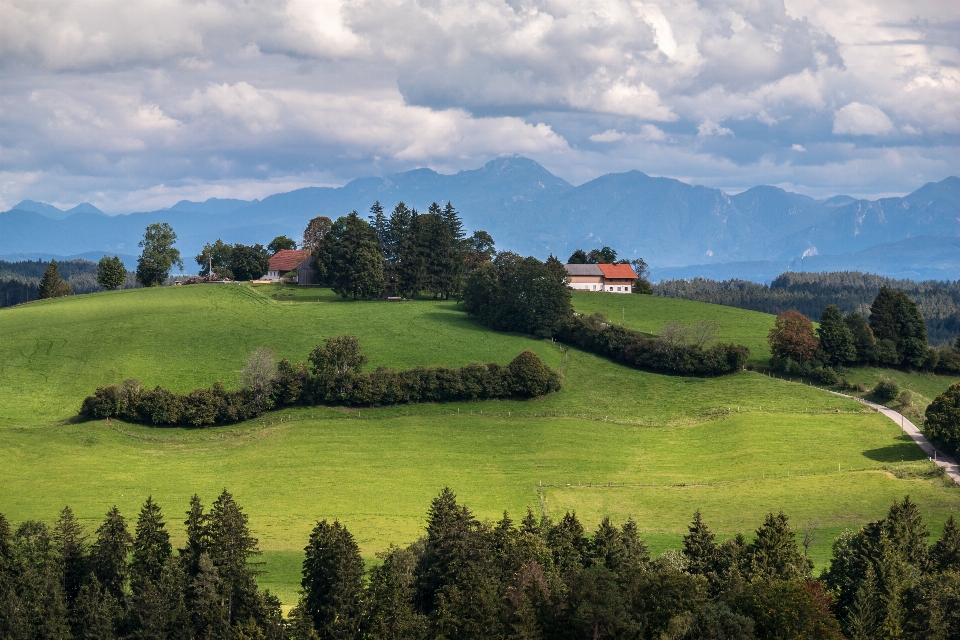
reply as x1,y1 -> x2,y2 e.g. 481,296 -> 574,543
307,202 -> 496,299
925,381 -> 960,457
80,337 -> 561,427
195,239 -> 272,281
767,287 -> 946,381
0,491 -> 283,639
462,256 -> 749,377
654,271 -> 960,345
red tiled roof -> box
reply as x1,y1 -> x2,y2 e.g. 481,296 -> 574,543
269,249 -> 309,272
597,263 -> 637,279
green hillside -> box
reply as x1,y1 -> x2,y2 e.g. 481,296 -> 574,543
1,284 -> 958,604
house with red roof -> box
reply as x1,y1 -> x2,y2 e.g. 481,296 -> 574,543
264,249 -> 310,281
563,262 -> 637,293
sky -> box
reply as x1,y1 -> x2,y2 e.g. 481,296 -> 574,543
1,0 -> 958,213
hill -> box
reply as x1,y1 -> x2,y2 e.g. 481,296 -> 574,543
3,157 -> 956,277
1,285 -> 958,603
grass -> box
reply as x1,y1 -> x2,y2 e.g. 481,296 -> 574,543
1,283 -> 958,604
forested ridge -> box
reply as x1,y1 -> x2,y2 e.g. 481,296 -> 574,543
654,272 -> 960,344
0,259 -> 137,307
3,489 -> 959,639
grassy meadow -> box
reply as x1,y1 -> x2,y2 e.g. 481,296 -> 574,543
1,283 -> 958,604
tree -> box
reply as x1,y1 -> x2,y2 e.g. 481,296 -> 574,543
136,223 -> 183,286
328,212 -> 385,299
544,254 -> 567,285
53,506 -> 88,602
845,312 -> 876,364
587,247 -> 617,264
925,382 -> 960,456
302,216 -> 333,253
768,310 -> 819,364
38,260 -> 71,298
746,511 -> 812,582
309,335 -> 367,400
90,506 -> 132,600
465,230 -> 496,272
683,511 -> 718,580
207,489 -> 261,626
268,236 -> 298,254
130,496 -> 172,595
817,304 -> 857,366
229,243 -> 270,281
869,287 -> 928,368
96,255 -> 127,290
567,249 -> 589,264
239,347 -> 276,412
180,494 -> 209,579
195,239 -> 234,279
300,520 -> 365,639
931,516 -> 960,572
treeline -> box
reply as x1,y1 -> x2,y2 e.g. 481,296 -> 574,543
463,254 -> 749,376
0,259 -> 136,308
768,287 -> 958,382
654,271 -> 960,344
4,490 -> 959,639
80,337 -> 561,427
307,202 -> 495,299
195,239 -> 271,282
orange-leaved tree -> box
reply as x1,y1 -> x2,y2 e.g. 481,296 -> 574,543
769,310 -> 819,363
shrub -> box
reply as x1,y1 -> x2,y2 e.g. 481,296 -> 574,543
872,377 -> 900,402
508,350 -> 561,398
814,367 -> 839,385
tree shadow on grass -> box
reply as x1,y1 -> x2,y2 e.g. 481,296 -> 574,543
862,435 -> 928,462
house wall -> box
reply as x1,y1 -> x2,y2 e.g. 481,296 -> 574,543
568,275 -> 604,292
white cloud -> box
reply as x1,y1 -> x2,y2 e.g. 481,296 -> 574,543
590,129 -> 626,142
791,144 -> 806,151
697,119 -> 734,137
832,102 -> 894,136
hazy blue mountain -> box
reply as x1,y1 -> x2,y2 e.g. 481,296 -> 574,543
6,200 -> 104,220
1,157 -> 956,279
0,252 -> 140,270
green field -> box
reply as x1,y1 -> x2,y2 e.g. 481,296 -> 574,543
1,284 -> 958,605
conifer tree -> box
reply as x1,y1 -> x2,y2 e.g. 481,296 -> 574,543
90,506 -> 132,600
53,505 -> 88,603
589,518 -> 625,574
817,304 -> 857,366
544,254 -> 568,285
870,287 -> 929,368
683,510 -> 718,578
207,489 -> 261,626
300,519 -> 365,639
364,545 -> 426,640
191,553 -> 229,638
932,515 -> 960,572
127,556 -> 189,639
130,496 -> 172,595
71,575 -> 119,639
328,212 -> 385,299
414,487 -> 479,615
844,312 -> 877,364
885,495 -> 929,570
180,494 -> 209,579
547,511 -> 589,577
745,511 -> 812,582
38,259 -> 70,298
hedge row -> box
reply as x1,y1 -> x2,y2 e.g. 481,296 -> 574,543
557,313 -> 750,377
80,343 -> 562,427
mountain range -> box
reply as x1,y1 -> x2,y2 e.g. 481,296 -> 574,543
1,156 -> 957,280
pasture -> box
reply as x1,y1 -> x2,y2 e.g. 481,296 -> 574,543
1,284 -> 958,604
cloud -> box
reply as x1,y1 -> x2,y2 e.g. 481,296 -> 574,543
832,102 -> 895,135
791,144 -> 806,152
590,130 -> 627,143
698,119 -> 734,137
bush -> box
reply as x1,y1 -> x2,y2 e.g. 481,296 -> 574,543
814,367 -> 839,385
508,350 -> 561,397
872,377 -> 900,402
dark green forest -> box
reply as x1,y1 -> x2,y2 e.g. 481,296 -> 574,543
0,259 -> 137,308
654,272 -> 960,344
3,490 -> 959,639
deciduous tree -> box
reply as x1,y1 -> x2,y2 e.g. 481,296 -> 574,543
136,223 -> 183,286
768,310 -> 818,363
267,235 -> 298,254
925,382 -> 960,456
96,255 -> 127,290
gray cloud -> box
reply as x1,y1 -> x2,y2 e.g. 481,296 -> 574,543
0,0 -> 957,212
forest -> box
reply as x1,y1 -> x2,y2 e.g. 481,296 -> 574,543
654,272 -> 960,344
0,259 -> 133,307
2,489 -> 958,639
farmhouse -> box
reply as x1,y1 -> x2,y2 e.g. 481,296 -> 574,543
264,249 -> 310,281
564,263 -> 637,294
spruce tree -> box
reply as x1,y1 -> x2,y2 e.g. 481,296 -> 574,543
90,506 -> 132,600
127,556 -> 189,639
817,304 -> 857,366
544,254 -> 568,285
364,546 -> 426,640
130,496 -> 172,595
328,212 -> 385,300
547,511 -> 589,577
844,312 -> 877,364
179,494 -> 209,579
869,287 -> 928,368
682,510 -> 718,578
932,515 -> 960,572
414,487 -> 478,614
884,495 -> 929,570
589,518 -> 625,574
300,519 -> 365,639
745,511 -> 812,582
53,505 -> 88,603
207,489 -> 261,626
71,575 -> 119,639
191,553 -> 229,638
38,260 -> 69,299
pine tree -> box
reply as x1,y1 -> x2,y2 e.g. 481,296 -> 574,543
745,511 -> 812,582
53,505 -> 88,603
38,260 -> 70,298
544,255 -> 567,285
191,552 -> 229,638
547,511 -> 589,577
845,312 -> 877,364
90,506 -> 132,600
817,304 -> 857,366
414,487 -> 478,614
589,518 -> 625,574
96,255 -> 127,290
682,510 -> 718,578
885,495 -> 929,570
127,556 -> 189,640
207,489 -> 261,626
180,494 -> 209,579
71,574 -> 119,639
932,515 -> 960,572
300,519 -> 365,639
130,496 -> 172,595
329,212 -> 385,300
364,545 -> 426,640
870,287 -> 929,368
